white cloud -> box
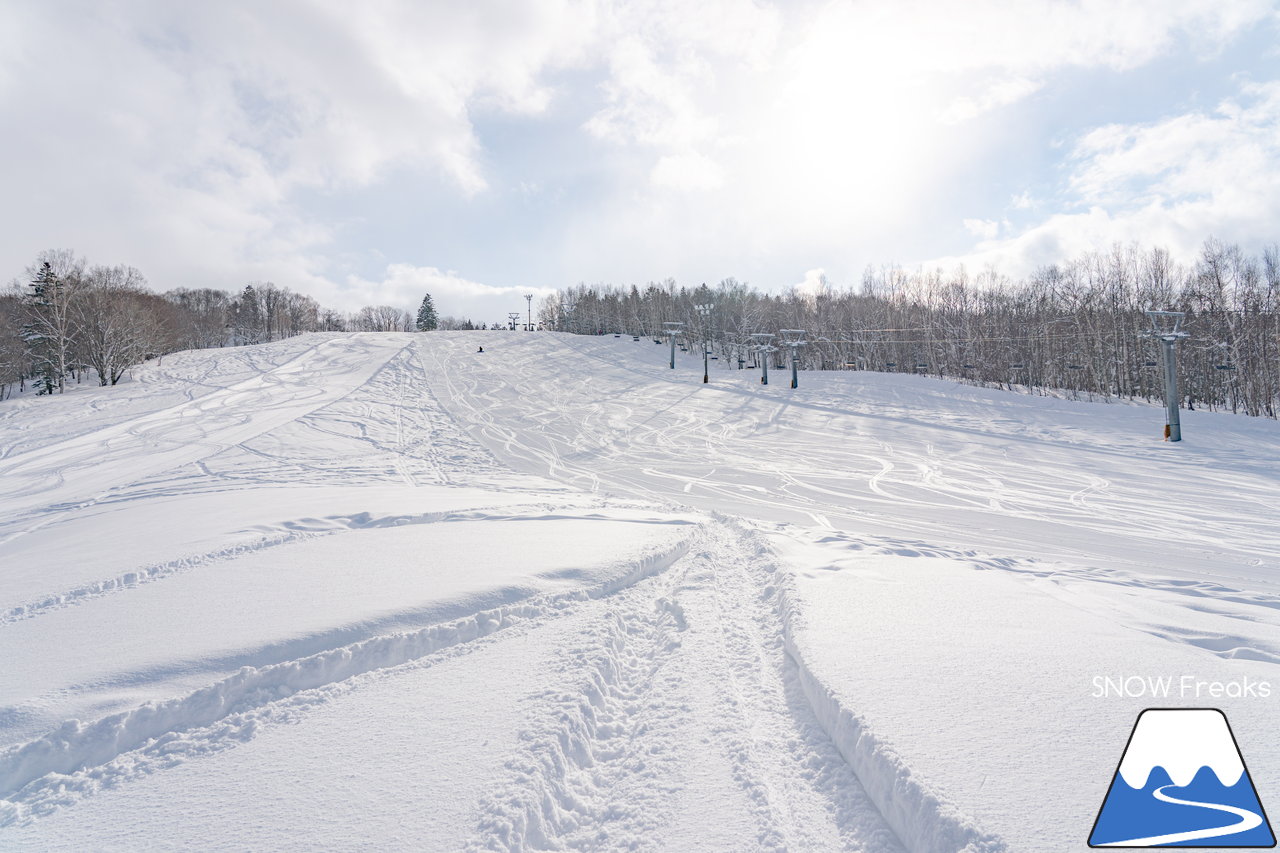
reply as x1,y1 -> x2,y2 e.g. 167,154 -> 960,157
0,1 -> 594,288
583,0 -> 780,150
835,0 -> 1274,76
934,80 -> 1280,276
963,219 -> 1002,240
942,76 -> 1043,123
1010,191 -> 1036,210
650,152 -> 725,190
0,0 -> 1274,305
793,269 -> 830,298
344,264 -> 556,323
560,0 -> 1276,288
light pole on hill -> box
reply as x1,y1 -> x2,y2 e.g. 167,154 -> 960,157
524,294 -> 533,330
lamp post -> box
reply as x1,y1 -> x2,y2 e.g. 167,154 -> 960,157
524,293 -> 533,330
663,321 -> 684,369
694,302 -> 713,383
1141,310 -> 1189,441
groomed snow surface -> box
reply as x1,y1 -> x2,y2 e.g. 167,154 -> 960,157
1,330 -> 1278,852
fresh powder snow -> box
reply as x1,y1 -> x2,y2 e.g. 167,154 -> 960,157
1,330 -> 1278,851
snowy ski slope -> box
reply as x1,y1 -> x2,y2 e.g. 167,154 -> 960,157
1,330 -> 1278,851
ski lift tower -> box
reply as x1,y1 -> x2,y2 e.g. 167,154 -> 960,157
750,333 -> 776,385
780,329 -> 807,389
1141,310 -> 1190,442
663,321 -> 684,369
694,302 -> 713,383
507,312 -> 520,331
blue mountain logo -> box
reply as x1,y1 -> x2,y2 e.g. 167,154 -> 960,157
1090,708 -> 1275,847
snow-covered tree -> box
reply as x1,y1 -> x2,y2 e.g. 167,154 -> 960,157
22,251 -> 84,394
416,293 -> 438,331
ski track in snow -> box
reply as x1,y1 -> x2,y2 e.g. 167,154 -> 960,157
465,520 -> 922,853
0,333 -> 929,851
0,335 -> 407,547
423,333 -> 1280,579
3,331 -> 1277,850
0,517 -> 927,852
0,533 -> 694,828
0,503 -> 660,626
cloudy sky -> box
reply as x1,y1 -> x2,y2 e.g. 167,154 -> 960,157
2,1 -> 1278,321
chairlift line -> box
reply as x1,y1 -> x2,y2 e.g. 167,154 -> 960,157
1141,309 -> 1189,441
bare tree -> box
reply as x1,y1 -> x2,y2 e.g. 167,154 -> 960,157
76,265 -> 175,385
354,305 -> 412,332
166,287 -> 231,349
0,287 -> 26,399
541,239 -> 1280,419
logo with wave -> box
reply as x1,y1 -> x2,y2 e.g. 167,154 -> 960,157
1090,708 -> 1275,847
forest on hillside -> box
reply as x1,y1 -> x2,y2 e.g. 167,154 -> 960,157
540,240 -> 1280,419
0,249 -> 419,399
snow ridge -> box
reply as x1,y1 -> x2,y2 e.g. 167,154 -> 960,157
734,517 -> 1008,853
1,503 -> 671,625
0,533 -> 694,825
464,520 -> 910,853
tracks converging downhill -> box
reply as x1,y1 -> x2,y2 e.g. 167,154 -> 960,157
0,333 -> 919,851
6,331 -> 1275,851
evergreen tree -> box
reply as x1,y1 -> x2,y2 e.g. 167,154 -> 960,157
22,261 -> 75,394
234,284 -> 263,344
416,293 -> 438,331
